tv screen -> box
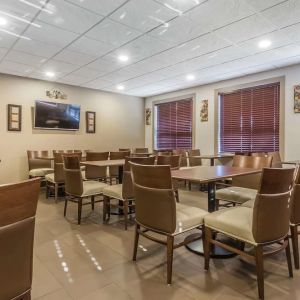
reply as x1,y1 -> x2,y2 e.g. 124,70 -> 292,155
34,100 -> 80,130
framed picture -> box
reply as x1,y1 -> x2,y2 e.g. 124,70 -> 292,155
86,111 -> 96,133
7,104 -> 22,131
294,85 -> 300,113
200,99 -> 208,122
145,108 -> 151,125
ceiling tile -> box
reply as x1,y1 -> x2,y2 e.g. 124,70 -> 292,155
82,78 -> 111,89
5,49 -> 46,67
39,59 -> 79,76
53,49 -> 96,66
109,0 -> 177,32
86,58 -> 120,73
155,0 -> 206,14
0,31 -> 17,48
70,66 -> 105,80
0,47 -> 8,60
59,73 -> 88,85
280,23 -> 300,44
37,0 -> 103,34
66,0 -> 128,16
244,0 -> 287,12
272,54 -> 300,68
0,59 -> 33,76
24,21 -> 79,47
85,19 -> 141,47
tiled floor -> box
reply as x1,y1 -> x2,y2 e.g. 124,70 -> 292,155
32,187 -> 300,300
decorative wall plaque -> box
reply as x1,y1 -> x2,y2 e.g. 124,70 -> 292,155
46,89 -> 67,100
200,99 -> 208,122
294,85 -> 300,113
86,111 -> 96,133
145,108 -> 151,125
7,104 -> 22,131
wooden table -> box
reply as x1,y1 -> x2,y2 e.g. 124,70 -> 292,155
36,155 -> 87,160
282,160 -> 300,165
191,153 -> 234,166
132,153 -> 153,157
172,166 -> 261,257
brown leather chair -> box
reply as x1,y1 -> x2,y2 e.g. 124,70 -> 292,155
130,163 -> 208,284
251,151 -> 282,168
27,150 -> 53,179
102,156 -> 156,230
108,151 -> 130,185
0,178 -> 40,300
172,149 -> 188,167
62,154 -> 107,224
134,148 -> 148,154
83,152 -> 109,181
215,155 -> 272,207
188,149 -> 200,157
45,152 -> 65,203
119,148 -> 131,152
204,167 -> 295,300
290,167 -> 300,269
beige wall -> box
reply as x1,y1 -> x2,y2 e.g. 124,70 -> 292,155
145,63 -> 300,162
0,74 -> 145,183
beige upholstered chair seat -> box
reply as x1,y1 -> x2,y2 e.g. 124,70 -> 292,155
204,207 -> 255,244
102,184 -> 124,200
216,186 -> 257,204
175,203 -> 208,234
82,181 -> 107,197
45,173 -> 54,182
242,199 -> 255,208
29,168 -> 53,177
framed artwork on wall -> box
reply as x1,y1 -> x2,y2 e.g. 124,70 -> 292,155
86,111 -> 96,133
145,108 -> 151,125
294,85 -> 300,113
200,99 -> 208,122
7,104 -> 22,131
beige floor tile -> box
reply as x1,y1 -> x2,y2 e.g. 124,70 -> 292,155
36,288 -> 72,300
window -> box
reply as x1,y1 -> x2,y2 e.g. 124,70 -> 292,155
218,82 -> 280,153
154,98 -> 193,150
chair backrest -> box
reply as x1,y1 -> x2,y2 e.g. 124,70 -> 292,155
53,150 -> 65,154
290,167 -> 300,225
122,156 -> 156,199
232,155 -> 273,189
252,168 -> 295,243
188,149 -> 200,157
0,178 -> 40,300
119,148 -> 131,152
109,151 -> 130,177
157,155 -> 180,170
172,149 -> 187,167
135,148 -> 148,154
27,150 -> 51,170
251,151 -> 282,168
62,155 -> 83,196
130,163 -> 176,234
85,152 -> 109,179
53,152 -> 65,182
189,156 -> 202,167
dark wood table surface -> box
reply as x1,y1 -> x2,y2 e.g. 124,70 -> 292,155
189,154 -> 234,166
172,166 -> 261,257
36,155 -> 86,160
81,159 -> 125,167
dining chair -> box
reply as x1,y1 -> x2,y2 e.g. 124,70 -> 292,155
251,151 -> 282,168
172,149 -> 188,167
134,148 -> 148,154
215,155 -> 272,208
119,148 -> 131,152
108,151 -> 130,185
188,149 -> 200,157
45,152 -> 65,203
27,150 -> 53,179
102,156 -> 155,230
83,151 -> 109,182
204,167 -> 295,300
62,154 -> 107,224
131,163 -> 208,284
0,178 -> 40,300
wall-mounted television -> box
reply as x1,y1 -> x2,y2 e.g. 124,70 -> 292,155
34,100 -> 80,130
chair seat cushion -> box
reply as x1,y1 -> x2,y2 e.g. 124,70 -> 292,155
29,168 -> 54,177
175,203 -> 208,234
242,199 -> 255,208
45,173 -> 54,182
216,186 -> 257,204
82,181 -> 107,197
102,184 -> 123,200
204,207 -> 255,244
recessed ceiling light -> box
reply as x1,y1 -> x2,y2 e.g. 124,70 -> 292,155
19,0 -> 53,14
0,11 -> 41,27
116,85 -> 125,90
118,55 -> 129,62
45,71 -> 55,78
0,17 -> 7,26
258,39 -> 272,49
186,74 -> 195,81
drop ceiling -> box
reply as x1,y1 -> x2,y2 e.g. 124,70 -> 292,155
0,0 -> 300,97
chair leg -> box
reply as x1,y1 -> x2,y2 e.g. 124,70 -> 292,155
255,245 -> 264,300
188,181 -> 191,190
78,198 -> 82,225
285,236 -> 294,278
291,225 -> 299,269
54,183 -> 58,203
215,199 -> 219,211
166,235 -> 174,285
46,184 -> 49,199
174,190 -> 179,203
64,197 -> 68,217
91,195 -> 95,210
204,226 -> 212,271
133,224 -> 140,261
103,195 -> 108,223
124,199 -> 128,230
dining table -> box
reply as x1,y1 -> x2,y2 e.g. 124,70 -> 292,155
190,153 -> 234,166
282,160 -> 300,165
172,166 -> 261,258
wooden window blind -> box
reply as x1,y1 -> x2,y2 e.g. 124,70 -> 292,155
219,82 -> 280,153
155,98 -> 193,150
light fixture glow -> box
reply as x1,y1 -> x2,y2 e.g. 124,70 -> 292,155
258,39 -> 271,49
0,17 -> 7,26
118,55 -> 129,62
19,0 -> 53,14
186,74 -> 195,81
45,71 -> 55,78
0,28 -> 30,40
116,85 -> 125,91
0,11 -> 41,27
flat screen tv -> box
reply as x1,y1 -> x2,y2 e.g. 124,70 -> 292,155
34,100 -> 80,130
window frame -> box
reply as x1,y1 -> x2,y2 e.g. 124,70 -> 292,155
152,94 -> 196,150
